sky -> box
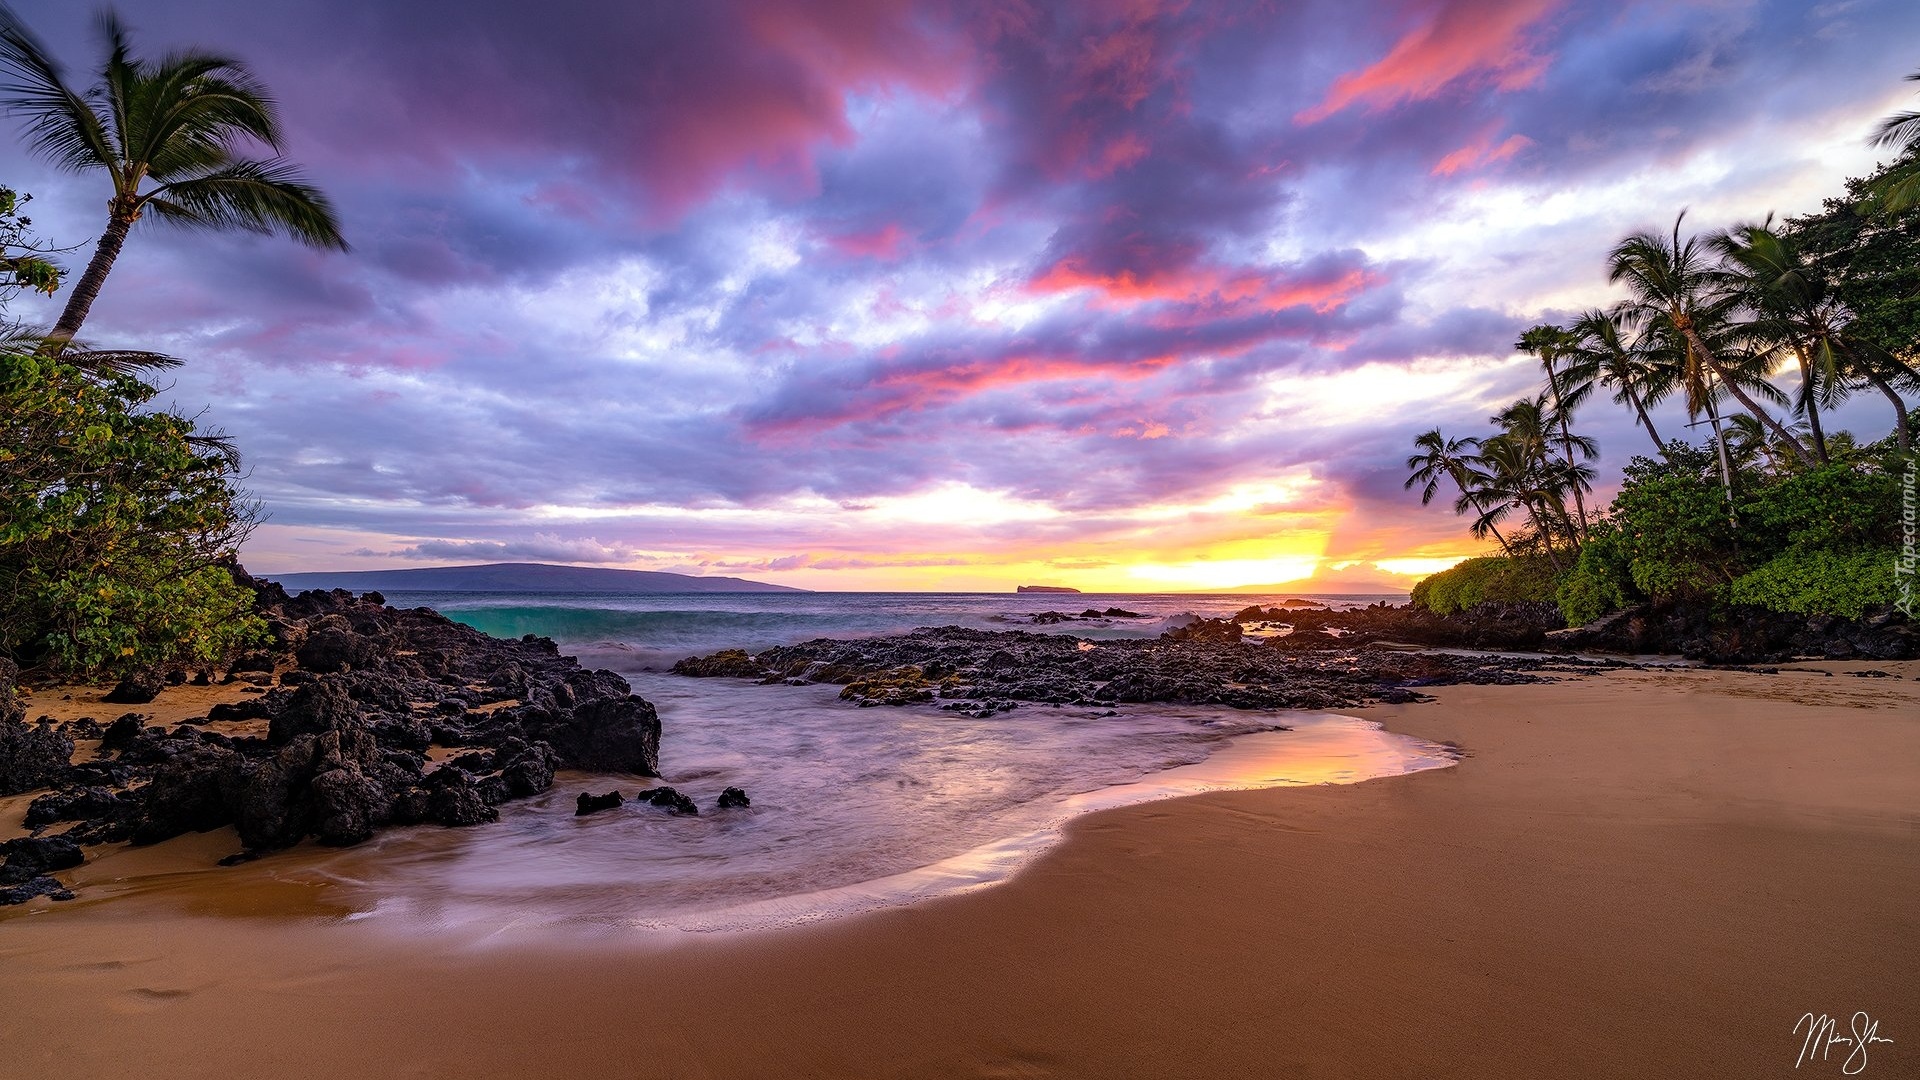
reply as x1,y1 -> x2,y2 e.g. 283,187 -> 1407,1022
2,0 -> 1916,592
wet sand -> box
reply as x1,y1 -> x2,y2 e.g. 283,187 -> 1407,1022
3,662 -> 1915,1078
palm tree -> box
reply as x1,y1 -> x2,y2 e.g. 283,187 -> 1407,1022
1516,323 -> 1594,538
1491,395 -> 1593,554
1724,412 -> 1816,474
1607,215 -> 1811,463
0,7 -> 347,352
1470,435 -> 1566,569
1710,220 -> 1846,462
1404,428 -> 1513,555
1564,308 -> 1672,456
1869,68 -> 1920,214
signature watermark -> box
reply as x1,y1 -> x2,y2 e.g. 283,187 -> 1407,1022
1796,1012 -> 1895,1074
1899,461 -> 1917,618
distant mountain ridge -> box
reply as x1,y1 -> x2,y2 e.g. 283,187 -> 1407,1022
267,562 -> 804,594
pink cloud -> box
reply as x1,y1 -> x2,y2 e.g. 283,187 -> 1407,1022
820,221 -> 913,259
1296,0 -> 1563,124
1431,129 -> 1534,176
1028,260 -> 1381,317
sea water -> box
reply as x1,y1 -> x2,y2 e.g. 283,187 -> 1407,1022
373,589 -> 1407,670
278,591 -> 1455,932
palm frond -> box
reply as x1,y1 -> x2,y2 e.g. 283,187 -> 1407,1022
0,5 -> 116,174
138,62 -> 281,177
145,157 -> 348,250
64,347 -> 182,376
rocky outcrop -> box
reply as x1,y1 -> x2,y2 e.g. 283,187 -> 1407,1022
0,570 -> 667,899
1229,599 -> 1915,663
1,659 -> 74,796
1547,602 -> 1916,663
669,648 -> 764,678
0,716 -> 73,797
717,786 -> 751,810
675,625 -> 1623,713
102,668 -> 165,705
0,836 -> 83,905
1232,601 -> 1566,651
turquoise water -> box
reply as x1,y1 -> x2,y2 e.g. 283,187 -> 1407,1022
373,590 -> 1407,668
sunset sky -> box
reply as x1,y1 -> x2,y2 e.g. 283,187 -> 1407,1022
3,0 -> 1916,592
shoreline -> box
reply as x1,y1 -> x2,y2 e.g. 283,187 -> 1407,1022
2,661 -> 1913,1077
4,699 -> 1458,933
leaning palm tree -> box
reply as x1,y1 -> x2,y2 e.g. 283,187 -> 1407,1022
1838,338 -> 1920,454
1709,219 -> 1862,463
1564,308 -> 1673,456
0,6 -> 347,351
1404,428 -> 1513,555
1607,215 -> 1811,470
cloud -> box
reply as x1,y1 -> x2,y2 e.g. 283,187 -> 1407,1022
0,0 -> 1913,586
1296,0 -> 1564,124
353,534 -> 647,564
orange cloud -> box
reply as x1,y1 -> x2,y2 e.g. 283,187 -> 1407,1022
1296,0 -> 1562,124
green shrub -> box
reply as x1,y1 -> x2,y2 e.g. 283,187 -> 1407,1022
1728,549 -> 1898,619
1557,522 -> 1636,625
1612,469 -> 1739,598
0,352 -> 265,675
1411,555 -> 1563,615
1740,463 -> 1898,555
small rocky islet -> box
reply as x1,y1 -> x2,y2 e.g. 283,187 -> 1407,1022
671,619 -> 1618,714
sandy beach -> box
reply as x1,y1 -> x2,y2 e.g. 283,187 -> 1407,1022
3,662 -> 1915,1079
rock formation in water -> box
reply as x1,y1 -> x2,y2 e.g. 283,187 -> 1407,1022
674,624 -> 1625,712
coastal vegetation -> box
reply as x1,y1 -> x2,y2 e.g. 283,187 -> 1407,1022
1408,79 -> 1919,626
0,5 -> 340,679
0,344 -> 264,674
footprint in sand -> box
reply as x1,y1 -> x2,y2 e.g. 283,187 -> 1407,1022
107,986 -> 195,1015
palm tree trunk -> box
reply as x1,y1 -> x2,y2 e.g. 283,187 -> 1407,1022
1703,393 -> 1737,521
1789,343 -> 1830,463
1531,502 -> 1565,570
1867,371 -> 1911,453
1460,490 -> 1514,555
1680,323 -> 1812,466
1550,407 -> 1590,540
1626,383 -> 1665,454
45,210 -> 135,353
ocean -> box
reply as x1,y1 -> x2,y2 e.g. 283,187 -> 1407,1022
374,589 -> 1411,671
289,590 -> 1453,933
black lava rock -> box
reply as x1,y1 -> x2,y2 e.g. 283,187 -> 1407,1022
0,876 -> 75,905
102,669 -> 165,705
636,786 -> 698,815
0,716 -> 73,796
716,786 -> 751,810
576,790 -> 623,816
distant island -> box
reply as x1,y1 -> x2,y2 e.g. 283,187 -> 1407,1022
268,562 -> 805,594
1016,585 -> 1081,594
